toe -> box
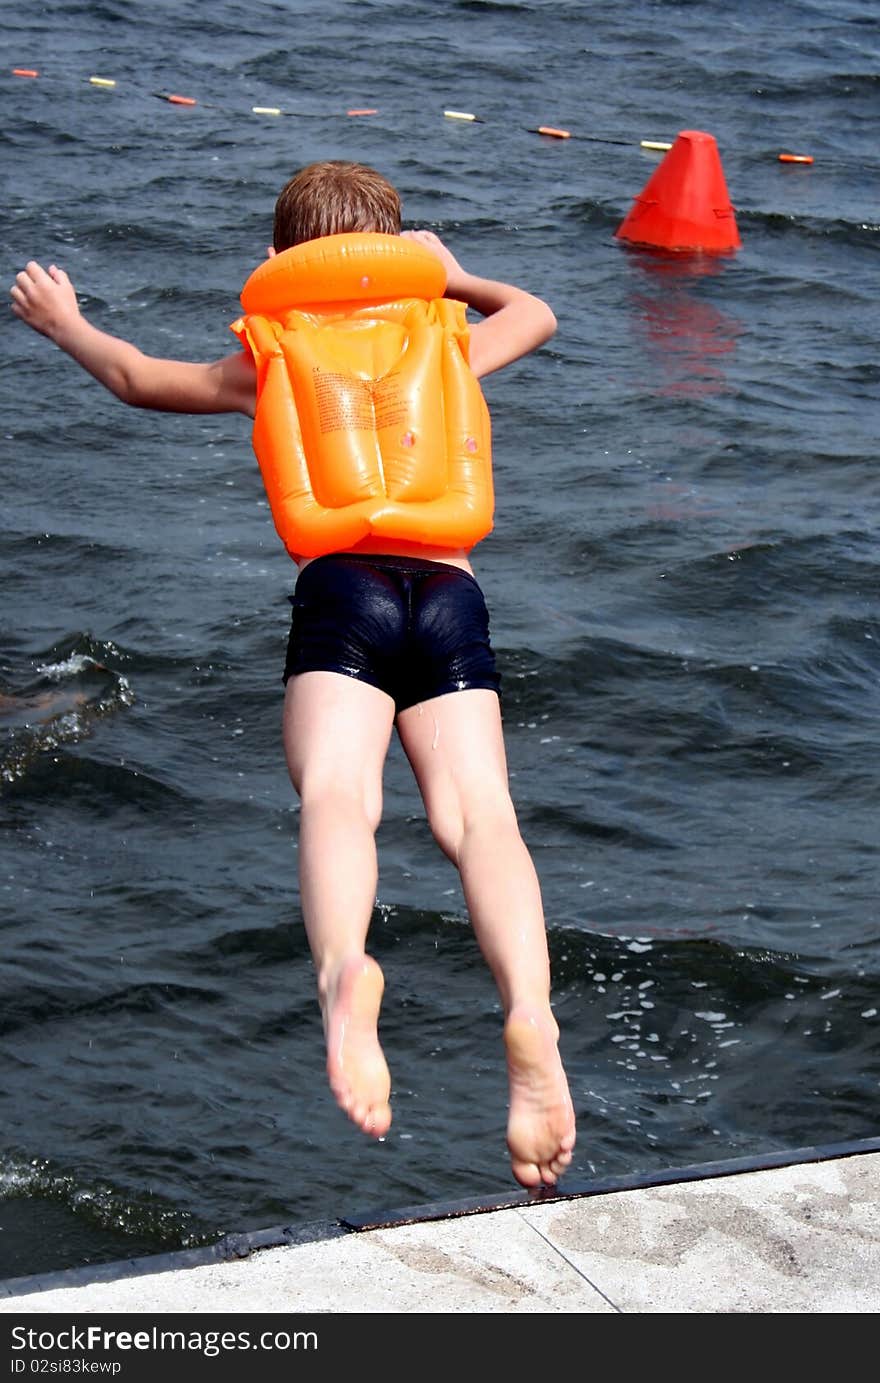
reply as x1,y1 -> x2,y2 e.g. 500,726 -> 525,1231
511,1158 -> 543,1190
365,1103 -> 392,1138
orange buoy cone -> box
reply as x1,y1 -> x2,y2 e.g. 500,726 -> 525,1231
615,130 -> 740,254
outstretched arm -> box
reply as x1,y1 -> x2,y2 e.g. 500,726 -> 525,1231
401,229 -> 556,379
11,261 -> 255,416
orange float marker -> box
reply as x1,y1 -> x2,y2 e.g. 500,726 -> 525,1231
778,152 -> 814,164
167,93 -> 197,105
534,125 -> 571,139
615,129 -> 740,254
12,68 -> 39,78
347,108 -> 377,116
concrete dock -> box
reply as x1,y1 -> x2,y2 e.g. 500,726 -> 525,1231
2,1139 -> 879,1314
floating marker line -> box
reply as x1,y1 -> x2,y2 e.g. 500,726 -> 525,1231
6,67 -> 858,170
527,125 -> 645,147
566,131 -> 638,147
250,104 -> 329,120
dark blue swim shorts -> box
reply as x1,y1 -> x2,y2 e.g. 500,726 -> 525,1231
283,553 -> 501,713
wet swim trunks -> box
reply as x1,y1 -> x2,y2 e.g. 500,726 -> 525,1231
283,553 -> 501,713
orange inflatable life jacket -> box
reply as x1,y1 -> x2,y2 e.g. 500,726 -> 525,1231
231,232 -> 494,561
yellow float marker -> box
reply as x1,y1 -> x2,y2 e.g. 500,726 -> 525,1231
252,106 -> 282,115
444,110 -> 479,121
89,76 -> 116,87
641,139 -> 673,151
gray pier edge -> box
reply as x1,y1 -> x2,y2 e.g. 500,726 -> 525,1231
2,1133 -> 878,1299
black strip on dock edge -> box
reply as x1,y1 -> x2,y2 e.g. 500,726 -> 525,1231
0,1220 -> 345,1300
2,1133 -> 878,1298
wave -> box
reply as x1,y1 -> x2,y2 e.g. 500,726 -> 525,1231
739,208 -> 879,250
0,637 -> 134,786
0,980 -> 220,1041
0,1150 -> 209,1252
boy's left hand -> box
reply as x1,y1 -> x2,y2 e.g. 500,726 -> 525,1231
10,261 -> 82,341
401,229 -> 469,297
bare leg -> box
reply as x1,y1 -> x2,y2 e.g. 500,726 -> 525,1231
283,671 -> 396,1138
397,690 -> 576,1187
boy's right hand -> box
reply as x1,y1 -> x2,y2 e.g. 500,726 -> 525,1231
10,258 -> 255,415
11,261 -> 82,341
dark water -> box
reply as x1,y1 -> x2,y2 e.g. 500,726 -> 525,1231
2,0 -> 879,1277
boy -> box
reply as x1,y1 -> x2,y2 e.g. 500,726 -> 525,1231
11,160 -> 576,1188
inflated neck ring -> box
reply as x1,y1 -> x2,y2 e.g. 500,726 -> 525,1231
240,232 -> 448,314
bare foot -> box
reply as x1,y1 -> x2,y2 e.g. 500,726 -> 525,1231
504,1005 -> 576,1188
322,954 -> 391,1139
